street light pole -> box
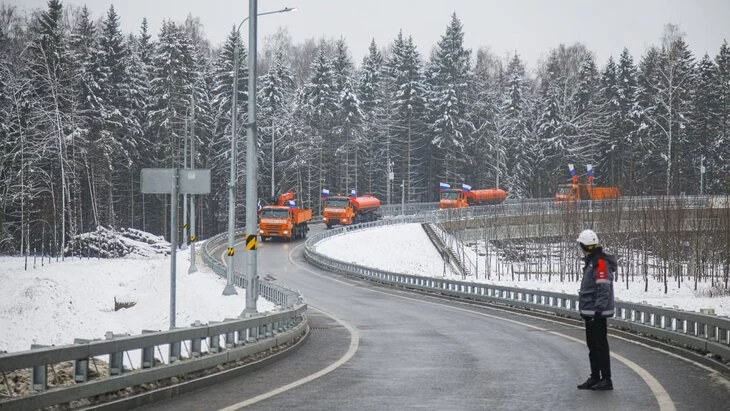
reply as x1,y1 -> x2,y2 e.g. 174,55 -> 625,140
225,3 -> 296,299
242,0 -> 259,314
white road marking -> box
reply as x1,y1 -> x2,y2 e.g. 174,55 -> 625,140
218,305 -> 359,410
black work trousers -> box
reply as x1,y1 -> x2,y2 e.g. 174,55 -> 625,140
584,317 -> 611,380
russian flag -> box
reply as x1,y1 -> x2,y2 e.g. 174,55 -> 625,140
321,188 -> 329,199
349,189 -> 357,198
586,164 -> 593,183
439,182 -> 450,191
569,164 -> 578,183
462,183 -> 472,192
288,200 -> 296,208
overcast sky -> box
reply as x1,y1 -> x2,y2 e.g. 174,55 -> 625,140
13,0 -> 730,69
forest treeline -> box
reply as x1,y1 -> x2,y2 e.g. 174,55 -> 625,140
0,1 -> 728,254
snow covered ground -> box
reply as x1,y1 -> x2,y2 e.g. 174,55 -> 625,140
0,244 -> 274,354
316,223 -> 730,317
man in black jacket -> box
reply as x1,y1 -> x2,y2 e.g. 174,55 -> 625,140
576,229 -> 616,391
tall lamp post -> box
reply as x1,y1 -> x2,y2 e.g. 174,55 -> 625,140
224,3 -> 296,300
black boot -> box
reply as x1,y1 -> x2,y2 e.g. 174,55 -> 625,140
577,377 -> 600,389
591,379 -> 613,390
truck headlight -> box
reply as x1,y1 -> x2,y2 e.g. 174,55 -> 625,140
323,217 -> 328,221
283,230 -> 288,235
341,219 -> 347,223
259,229 -> 264,234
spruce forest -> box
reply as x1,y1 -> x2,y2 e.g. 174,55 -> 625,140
1,1 -> 729,255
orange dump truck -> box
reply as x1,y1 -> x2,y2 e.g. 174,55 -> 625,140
440,188 -> 507,209
259,192 -> 312,241
554,184 -> 620,202
323,194 -> 381,228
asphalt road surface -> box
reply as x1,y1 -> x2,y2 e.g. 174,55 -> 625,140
147,225 -> 730,411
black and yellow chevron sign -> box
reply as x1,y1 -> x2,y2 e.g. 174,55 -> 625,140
245,234 -> 257,251
183,223 -> 188,229
226,247 -> 235,256
189,235 -> 196,242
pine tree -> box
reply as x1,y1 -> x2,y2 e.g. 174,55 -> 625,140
209,28 -> 247,226
634,46 -> 662,193
502,54 -> 535,197
296,42 -> 338,205
689,54 -> 721,193
427,13 -> 473,193
258,47 -> 294,199
598,56 -> 622,185
330,38 -> 355,190
716,40 -> 730,191
387,32 -> 429,202
357,39 -> 387,198
97,5 -> 133,228
470,47 -> 504,189
616,48 -> 639,192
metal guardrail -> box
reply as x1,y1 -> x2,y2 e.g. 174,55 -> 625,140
304,197 -> 730,362
202,230 -> 303,309
0,233 -> 307,410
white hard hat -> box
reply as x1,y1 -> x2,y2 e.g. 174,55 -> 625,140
577,229 -> 599,246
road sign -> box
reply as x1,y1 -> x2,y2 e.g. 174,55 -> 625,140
141,168 -> 211,194
140,168 -> 210,329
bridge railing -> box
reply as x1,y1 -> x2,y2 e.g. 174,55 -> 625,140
305,196 -> 730,362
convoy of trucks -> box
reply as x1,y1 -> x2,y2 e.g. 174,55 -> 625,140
258,192 -> 312,241
439,184 -> 507,209
322,194 -> 381,228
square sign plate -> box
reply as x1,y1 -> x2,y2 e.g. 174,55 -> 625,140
141,168 -> 211,194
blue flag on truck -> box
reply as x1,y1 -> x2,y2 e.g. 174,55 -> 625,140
350,189 -> 357,197
439,182 -> 450,191
568,164 -> 578,183
586,164 -> 593,183
462,183 -> 472,192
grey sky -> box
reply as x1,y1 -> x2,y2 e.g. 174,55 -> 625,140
13,0 -> 730,69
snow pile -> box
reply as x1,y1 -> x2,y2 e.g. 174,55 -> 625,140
64,226 -> 169,258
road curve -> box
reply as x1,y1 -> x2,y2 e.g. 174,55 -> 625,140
148,225 -> 730,411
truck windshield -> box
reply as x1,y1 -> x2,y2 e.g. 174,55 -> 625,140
557,186 -> 573,195
441,191 -> 459,199
326,198 -> 348,208
261,209 -> 289,218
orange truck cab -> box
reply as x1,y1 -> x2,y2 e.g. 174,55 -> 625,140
439,188 -> 507,209
322,195 -> 381,228
555,184 -> 620,202
259,192 -> 312,241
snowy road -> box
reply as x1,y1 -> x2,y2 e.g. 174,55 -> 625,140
146,224 -> 730,411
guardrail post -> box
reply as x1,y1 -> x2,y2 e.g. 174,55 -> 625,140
106,332 -> 127,375
169,340 -> 181,363
225,318 -> 237,348
30,344 -> 48,391
141,330 -> 156,368
73,338 -> 91,382
208,321 -> 221,353
191,321 -> 203,357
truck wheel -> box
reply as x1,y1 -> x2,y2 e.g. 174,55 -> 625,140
326,223 -> 333,229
